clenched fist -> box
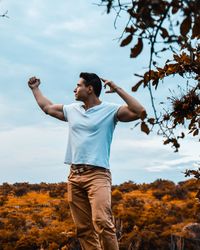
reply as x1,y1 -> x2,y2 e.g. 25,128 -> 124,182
28,76 -> 41,89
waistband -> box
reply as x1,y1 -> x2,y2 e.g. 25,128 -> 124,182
71,164 -> 110,174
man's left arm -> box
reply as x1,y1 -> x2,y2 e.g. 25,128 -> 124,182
101,78 -> 146,122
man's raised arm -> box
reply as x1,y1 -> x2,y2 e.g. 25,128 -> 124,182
28,76 -> 65,121
101,78 -> 146,122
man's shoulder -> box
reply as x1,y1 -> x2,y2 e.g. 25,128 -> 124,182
102,101 -> 121,109
63,102 -> 80,109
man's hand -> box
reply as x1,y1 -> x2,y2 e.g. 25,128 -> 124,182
101,78 -> 119,93
28,76 -> 41,90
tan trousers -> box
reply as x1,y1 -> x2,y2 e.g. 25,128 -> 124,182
67,164 -> 119,250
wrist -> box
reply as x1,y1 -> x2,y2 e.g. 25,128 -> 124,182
113,86 -> 122,92
31,86 -> 39,93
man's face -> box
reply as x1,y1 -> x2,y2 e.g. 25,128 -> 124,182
74,78 -> 89,101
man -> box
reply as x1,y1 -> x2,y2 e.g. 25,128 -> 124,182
28,72 -> 146,250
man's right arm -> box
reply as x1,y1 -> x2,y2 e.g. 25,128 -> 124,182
28,76 -> 66,121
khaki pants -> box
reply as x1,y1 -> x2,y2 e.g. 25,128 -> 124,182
67,164 -> 119,250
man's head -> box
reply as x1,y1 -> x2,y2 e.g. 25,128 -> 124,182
74,72 -> 102,101
79,72 -> 102,97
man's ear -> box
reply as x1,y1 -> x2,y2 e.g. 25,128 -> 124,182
88,85 -> 93,94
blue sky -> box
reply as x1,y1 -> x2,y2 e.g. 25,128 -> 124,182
0,0 -> 199,185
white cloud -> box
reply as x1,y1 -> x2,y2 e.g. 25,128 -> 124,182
0,119 -> 199,184
43,19 -> 90,37
145,164 -> 172,172
0,123 -> 69,183
69,39 -> 103,49
111,126 -> 199,174
26,0 -> 46,20
0,57 -> 38,79
193,161 -> 200,168
0,95 -> 22,120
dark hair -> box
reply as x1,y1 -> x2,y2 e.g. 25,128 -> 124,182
79,72 -> 102,97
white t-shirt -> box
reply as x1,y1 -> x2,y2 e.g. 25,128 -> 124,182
63,102 -> 121,169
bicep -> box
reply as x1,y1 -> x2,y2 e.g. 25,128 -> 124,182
116,105 -> 139,122
44,104 -> 66,121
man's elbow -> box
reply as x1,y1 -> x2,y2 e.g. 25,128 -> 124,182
43,105 -> 51,115
139,108 -> 147,120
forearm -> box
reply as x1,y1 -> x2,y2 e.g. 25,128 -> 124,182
32,87 -> 53,113
115,87 -> 146,116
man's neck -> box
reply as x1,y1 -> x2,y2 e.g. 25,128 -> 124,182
82,98 -> 102,110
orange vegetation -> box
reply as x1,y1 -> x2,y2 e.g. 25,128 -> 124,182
0,179 -> 200,249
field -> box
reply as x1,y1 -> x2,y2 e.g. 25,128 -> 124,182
0,179 -> 200,250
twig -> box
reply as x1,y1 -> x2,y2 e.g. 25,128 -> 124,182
147,3 -> 172,138
0,10 -> 9,18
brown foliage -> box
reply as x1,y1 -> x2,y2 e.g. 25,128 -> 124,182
98,0 -> 200,151
0,180 -> 200,249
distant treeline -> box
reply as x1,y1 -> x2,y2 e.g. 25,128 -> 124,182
0,179 -> 200,250
0,182 -> 67,198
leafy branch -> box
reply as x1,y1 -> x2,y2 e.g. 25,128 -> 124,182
97,0 -> 200,151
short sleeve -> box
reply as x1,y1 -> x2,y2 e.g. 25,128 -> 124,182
106,102 -> 121,124
63,103 -> 78,122
113,104 -> 121,123
63,105 -> 69,122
